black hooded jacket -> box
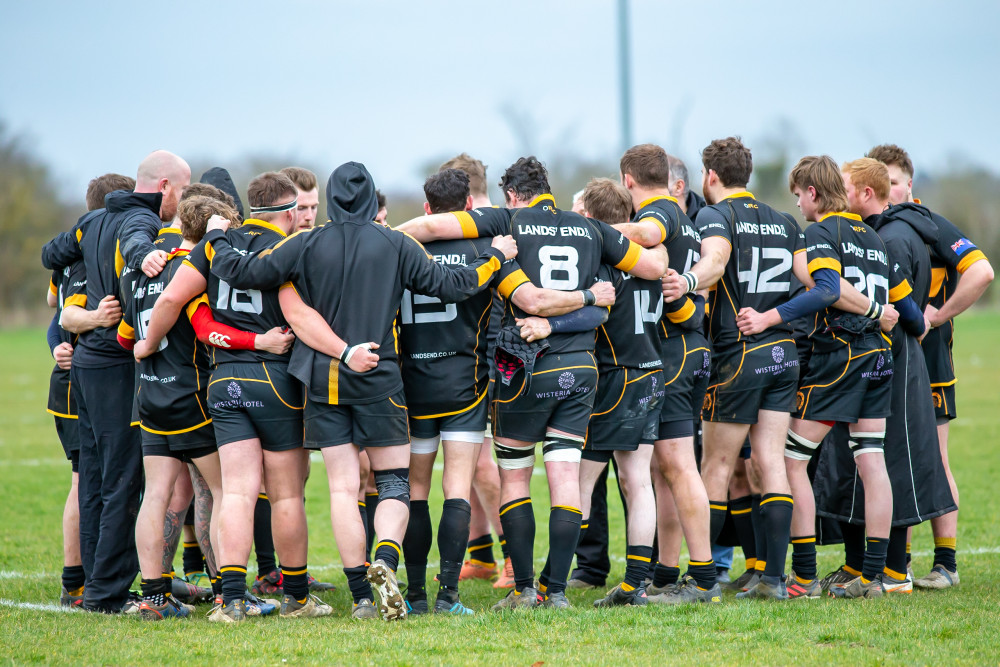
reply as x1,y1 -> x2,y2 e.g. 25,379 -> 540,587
203,161 -> 507,404
684,190 -> 706,222
200,167 -> 244,220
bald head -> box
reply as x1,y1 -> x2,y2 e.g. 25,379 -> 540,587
136,150 -> 191,221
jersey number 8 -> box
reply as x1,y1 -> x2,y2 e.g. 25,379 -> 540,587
539,246 -> 580,290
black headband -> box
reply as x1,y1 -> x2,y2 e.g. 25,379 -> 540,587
249,198 -> 297,213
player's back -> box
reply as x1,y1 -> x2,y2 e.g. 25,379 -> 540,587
398,236 -> 496,415
697,193 -> 805,348
187,219 -> 290,366
594,265 -> 662,372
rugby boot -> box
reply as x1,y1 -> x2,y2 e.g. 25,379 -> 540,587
593,583 -> 648,607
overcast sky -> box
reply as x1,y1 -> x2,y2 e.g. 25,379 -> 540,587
3,0 -> 998,201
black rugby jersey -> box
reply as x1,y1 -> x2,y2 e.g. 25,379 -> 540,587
120,227 -> 183,337
697,192 -> 806,349
633,195 -> 703,338
803,212 -> 908,350
456,194 -> 644,354
594,264 -> 662,372
118,250 -> 212,434
399,237 -> 498,417
185,219 -> 290,365
47,266 -> 82,418
203,220 -> 504,405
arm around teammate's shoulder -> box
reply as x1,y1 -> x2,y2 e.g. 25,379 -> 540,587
203,223 -> 305,291
399,232 -> 512,303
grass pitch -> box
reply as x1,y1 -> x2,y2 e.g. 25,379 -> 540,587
1,314 -> 998,666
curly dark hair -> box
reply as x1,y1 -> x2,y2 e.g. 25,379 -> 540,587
424,168 -> 470,214
701,137 -> 752,188
499,156 -> 551,204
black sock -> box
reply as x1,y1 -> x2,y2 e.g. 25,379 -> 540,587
751,494 -> 766,572
862,537 -> 889,583
759,494 -> 793,579
220,565 -> 247,605
364,492 -> 379,562
885,526 -> 909,579
344,565 -> 372,603
623,545 -> 653,590
729,495 -> 756,565
906,540 -> 913,567
374,539 -> 402,573
253,494 -> 276,577
402,499 -> 431,599
281,564 -> 308,603
840,521 -> 866,575
498,498 -> 535,592
933,538 -> 957,572
544,506 -> 583,595
791,535 -> 817,581
182,541 -> 204,577
211,574 -> 222,596
709,500 -> 729,543
499,533 -> 510,560
62,565 -> 85,593
652,564 -> 680,588
688,559 -> 717,590
140,576 -> 170,604
437,498 -> 471,592
467,533 -> 496,566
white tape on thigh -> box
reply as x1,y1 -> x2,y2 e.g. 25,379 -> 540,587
440,430 -> 486,444
542,448 -> 582,464
409,437 -> 440,455
495,442 -> 535,470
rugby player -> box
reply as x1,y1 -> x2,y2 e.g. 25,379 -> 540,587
868,145 -> 994,589
815,157 -> 956,593
200,161 -> 515,620
662,138 -> 882,600
137,173 -> 329,621
397,156 -> 668,610
439,153 -> 512,589
399,169 -> 610,615
614,144 -> 721,604
739,156 -> 903,599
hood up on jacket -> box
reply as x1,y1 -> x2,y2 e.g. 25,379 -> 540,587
104,189 -> 162,216
326,162 -> 378,225
876,202 -> 940,245
200,167 -> 244,220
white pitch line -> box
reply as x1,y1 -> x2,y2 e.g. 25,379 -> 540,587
0,598 -> 77,613
0,571 -> 53,580
0,458 -> 67,467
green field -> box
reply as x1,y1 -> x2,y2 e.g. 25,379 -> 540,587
1,315 -> 998,666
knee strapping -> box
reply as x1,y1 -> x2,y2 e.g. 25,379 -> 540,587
784,430 -> 821,461
542,433 -> 583,464
849,431 -> 885,458
374,468 -> 410,507
494,442 -> 536,470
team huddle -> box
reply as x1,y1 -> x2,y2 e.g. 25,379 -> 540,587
40,138 -> 993,622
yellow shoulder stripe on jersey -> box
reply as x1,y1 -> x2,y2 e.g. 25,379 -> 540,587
807,257 -> 842,274
528,193 -> 556,208
637,195 -> 678,209
48,279 -> 57,296
244,219 -> 288,237
615,240 -> 642,272
115,239 -> 125,278
666,297 -> 696,323
75,228 -> 83,243
64,294 -> 87,308
636,216 -> 668,244
117,319 -> 135,341
158,227 -> 181,236
185,293 -> 210,321
818,211 -> 862,222
957,249 -> 987,274
929,267 -> 947,298
279,281 -> 297,294
204,242 -> 216,266
725,191 -> 755,200
498,269 -> 530,299
181,259 -> 200,274
888,278 -> 912,303
476,256 -> 501,287
453,211 -> 478,239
